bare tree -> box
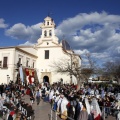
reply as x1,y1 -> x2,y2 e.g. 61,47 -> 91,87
50,52 -> 95,90
102,60 -> 120,84
115,65 -> 120,84
50,57 -> 82,90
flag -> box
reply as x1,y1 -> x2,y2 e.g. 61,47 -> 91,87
25,68 -> 35,84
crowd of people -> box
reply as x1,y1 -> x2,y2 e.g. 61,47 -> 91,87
40,82 -> 120,120
0,81 -> 34,120
0,80 -> 120,120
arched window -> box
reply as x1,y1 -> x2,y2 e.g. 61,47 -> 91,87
47,22 -> 49,25
49,30 -> 52,36
44,30 -> 47,37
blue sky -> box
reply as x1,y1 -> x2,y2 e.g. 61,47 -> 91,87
0,0 -> 120,65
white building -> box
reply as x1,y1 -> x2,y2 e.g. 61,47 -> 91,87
0,16 -> 81,84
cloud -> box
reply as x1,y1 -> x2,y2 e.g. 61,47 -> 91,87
55,12 -> 120,65
18,41 -> 34,46
0,18 -> 8,28
74,49 -> 90,55
5,23 -> 42,42
56,12 -> 120,48
4,11 -> 120,65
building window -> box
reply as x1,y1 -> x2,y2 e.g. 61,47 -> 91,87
26,60 -> 29,67
0,61 -> 2,67
49,30 -> 52,36
3,57 -> 8,68
47,22 -> 49,25
47,42 -> 49,45
44,30 -> 47,37
33,62 -> 34,68
45,50 -> 49,59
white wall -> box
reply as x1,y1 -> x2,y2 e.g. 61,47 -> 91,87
0,48 -> 15,84
0,45 -> 80,84
15,49 -> 37,68
0,47 -> 37,84
19,46 -> 37,56
36,42 -> 79,84
36,16 -> 81,84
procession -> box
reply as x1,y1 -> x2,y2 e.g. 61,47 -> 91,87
0,80 -> 120,120
0,1 -> 120,119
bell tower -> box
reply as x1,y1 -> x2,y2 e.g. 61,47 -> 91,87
41,16 -> 55,38
37,16 -> 58,44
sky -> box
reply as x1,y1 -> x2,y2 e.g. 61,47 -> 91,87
0,0 -> 120,66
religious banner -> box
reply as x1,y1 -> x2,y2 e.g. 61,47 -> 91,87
25,68 -> 35,84
91,98 -> 102,120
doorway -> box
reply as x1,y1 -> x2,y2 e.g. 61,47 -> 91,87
43,76 -> 49,83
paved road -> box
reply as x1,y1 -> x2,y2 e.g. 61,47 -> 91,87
23,95 -> 52,120
23,95 -> 116,120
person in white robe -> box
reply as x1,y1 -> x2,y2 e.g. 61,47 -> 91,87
85,97 -> 93,120
49,89 -> 54,107
60,95 -> 69,120
49,89 -> 54,102
91,98 -> 102,120
53,94 -> 60,111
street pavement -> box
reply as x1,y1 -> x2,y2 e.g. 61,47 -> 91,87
23,95 -> 51,120
23,95 -> 116,120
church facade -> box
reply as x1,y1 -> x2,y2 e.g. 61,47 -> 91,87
0,16 -> 81,84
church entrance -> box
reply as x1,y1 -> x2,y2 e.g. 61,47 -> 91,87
41,72 -> 51,84
43,76 -> 49,83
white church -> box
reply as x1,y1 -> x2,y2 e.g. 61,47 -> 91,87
0,16 -> 81,85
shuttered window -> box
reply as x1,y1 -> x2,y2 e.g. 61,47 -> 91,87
3,57 -> 8,68
45,50 -> 49,59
